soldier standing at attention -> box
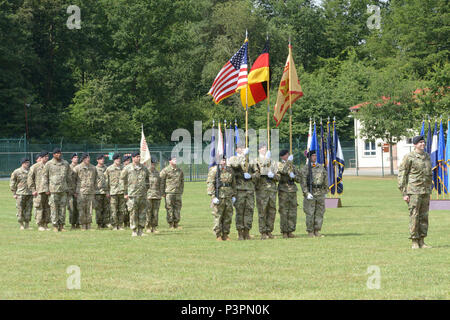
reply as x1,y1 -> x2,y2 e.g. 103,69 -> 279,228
299,150 -> 328,238
28,151 -> 51,231
73,153 -> 98,231
106,153 -> 125,230
122,155 -> 131,228
95,154 -> 111,229
228,142 -> 259,240
68,153 -> 80,229
10,158 -> 33,230
277,150 -> 301,239
254,143 -> 279,240
146,157 -> 163,234
43,148 -> 72,232
121,152 -> 150,237
160,156 -> 184,230
207,156 -> 236,241
398,135 -> 433,249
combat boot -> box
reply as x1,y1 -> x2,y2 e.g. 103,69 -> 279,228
169,222 -> 174,230
38,225 -> 46,231
260,233 -> 268,240
146,227 -> 152,233
24,222 -> 30,229
174,222 -> 182,230
60,225 -> 66,232
132,230 -> 138,237
19,222 -> 25,230
222,234 -> 231,241
237,230 -> 244,240
307,232 -> 315,238
411,239 -> 420,249
216,235 -> 223,241
139,228 -> 147,237
53,226 -> 59,232
314,230 -> 324,238
71,225 -> 76,230
267,232 -> 274,239
419,238 -> 432,249
282,233 -> 289,239
244,229 -> 252,240
153,227 -> 159,234
288,232 -> 296,238
45,224 -> 50,230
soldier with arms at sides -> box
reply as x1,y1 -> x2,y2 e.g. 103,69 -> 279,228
160,156 -> 184,230
28,151 -> 51,231
10,158 -> 33,230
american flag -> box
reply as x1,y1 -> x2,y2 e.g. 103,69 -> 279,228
208,39 -> 248,104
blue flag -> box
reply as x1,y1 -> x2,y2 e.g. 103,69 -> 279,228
234,121 -> 240,155
438,120 -> 446,194
333,123 -> 345,194
209,123 -> 216,168
430,121 -> 439,192
310,122 -> 318,154
420,120 -> 425,136
327,121 -> 335,194
426,121 -> 432,154
445,119 -> 450,194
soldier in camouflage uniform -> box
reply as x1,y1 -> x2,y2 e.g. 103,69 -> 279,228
68,153 -> 80,229
299,150 -> 328,238
160,156 -> 184,230
122,155 -> 131,228
10,158 -> 33,230
146,157 -> 163,233
121,152 -> 150,237
254,143 -> 279,240
106,153 -> 125,230
277,150 -> 302,238
207,156 -> 236,241
73,153 -> 98,230
228,142 -> 259,240
28,151 -> 51,231
398,135 -> 433,249
95,155 -> 111,229
43,148 -> 72,232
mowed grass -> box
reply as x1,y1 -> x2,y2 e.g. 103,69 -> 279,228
0,177 -> 449,300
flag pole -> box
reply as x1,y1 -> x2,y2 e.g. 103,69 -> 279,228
266,33 -> 270,150
334,117 -> 338,199
288,37 -> 292,155
245,30 -> 249,148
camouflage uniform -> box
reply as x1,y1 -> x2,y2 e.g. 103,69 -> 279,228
68,162 -> 79,227
278,160 -> 301,235
228,155 -> 258,237
106,163 -> 125,228
299,162 -> 328,234
207,164 -> 236,239
95,164 -> 110,227
73,162 -> 98,227
146,167 -> 163,230
28,162 -> 51,227
255,156 -> 279,237
43,158 -> 72,228
121,163 -> 150,234
160,165 -> 184,227
10,167 -> 33,226
398,150 -> 432,240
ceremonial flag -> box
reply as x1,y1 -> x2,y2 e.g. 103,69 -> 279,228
216,122 -> 224,161
445,119 -> 450,194
327,120 -> 335,194
273,43 -> 303,127
307,119 -> 312,152
225,122 -> 234,160
420,120 -> 425,136
438,120 -> 446,194
209,123 -> 216,168
319,121 -> 326,165
310,122 -> 318,154
234,120 -> 240,155
140,126 -> 151,166
430,121 -> 439,192
208,38 -> 248,104
240,39 -> 269,108
333,123 -> 345,194
426,121 -> 432,154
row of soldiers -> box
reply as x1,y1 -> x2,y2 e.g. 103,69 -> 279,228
9,149 -> 184,237
206,142 -> 329,241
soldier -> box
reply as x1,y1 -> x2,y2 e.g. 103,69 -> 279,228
68,153 -> 80,229
299,150 -> 328,238
398,135 -> 433,249
95,154 -> 111,229
10,158 -> 33,230
106,153 -> 125,230
28,151 -> 51,231
207,156 -> 236,241
160,156 -> 184,230
121,151 -> 150,237
277,150 -> 301,238
122,155 -> 131,228
254,143 -> 279,240
42,148 -> 72,232
146,157 -> 164,233
228,142 -> 259,240
73,153 -> 98,230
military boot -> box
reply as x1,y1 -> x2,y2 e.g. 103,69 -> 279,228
222,234 -> 231,241
71,224 -> 76,230
288,232 -> 296,238
153,227 -> 159,234
260,233 -> 268,240
60,225 -> 67,232
38,224 -> 46,232
139,228 -> 147,237
307,232 -> 315,238
411,239 -> 420,249
19,222 -> 25,230
132,230 -> 138,237
267,232 -> 274,239
53,226 -> 59,232
314,230 -> 324,238
169,222 -> 174,230
419,238 -> 432,249
174,222 -> 182,230
216,235 -> 223,241
237,230 -> 244,240
282,233 -> 289,239
244,229 -> 252,240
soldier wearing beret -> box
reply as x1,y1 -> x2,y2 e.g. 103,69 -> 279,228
95,154 -> 111,229
145,157 -> 163,233
299,150 -> 328,238
106,153 -> 125,230
10,158 -> 33,230
398,135 -> 433,249
122,155 -> 131,228
28,151 -> 51,230
160,155 -> 184,230
68,153 -> 80,229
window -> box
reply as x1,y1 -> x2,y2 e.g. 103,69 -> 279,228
364,140 -> 376,156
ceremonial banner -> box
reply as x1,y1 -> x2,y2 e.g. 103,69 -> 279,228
333,123 -> 345,194
140,127 -> 151,166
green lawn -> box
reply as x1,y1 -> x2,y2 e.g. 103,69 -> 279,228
0,177 -> 449,300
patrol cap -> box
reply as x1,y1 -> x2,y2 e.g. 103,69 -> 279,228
52,148 -> 61,154
169,155 -> 177,161
258,142 -> 267,150
80,152 -> 90,161
151,157 -> 158,163
123,155 -> 131,162
97,154 -> 105,160
279,149 -> 289,157
21,157 -> 30,164
413,135 -> 425,145
131,151 -> 140,158
71,153 -> 78,159
308,150 -> 316,157
112,153 -> 121,160
39,150 -> 49,158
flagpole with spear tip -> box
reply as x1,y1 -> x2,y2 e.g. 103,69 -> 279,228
334,116 -> 338,199
266,33 -> 270,150
245,30 -> 249,149
289,36 -> 293,155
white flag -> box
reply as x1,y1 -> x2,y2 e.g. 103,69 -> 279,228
140,127 -> 151,166
307,119 -> 312,151
216,122 -> 224,162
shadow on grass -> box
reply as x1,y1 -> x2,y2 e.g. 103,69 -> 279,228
317,233 -> 364,237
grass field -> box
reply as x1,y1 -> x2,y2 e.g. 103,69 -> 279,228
0,177 -> 449,300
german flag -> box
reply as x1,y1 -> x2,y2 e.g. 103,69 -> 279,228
240,40 -> 269,108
